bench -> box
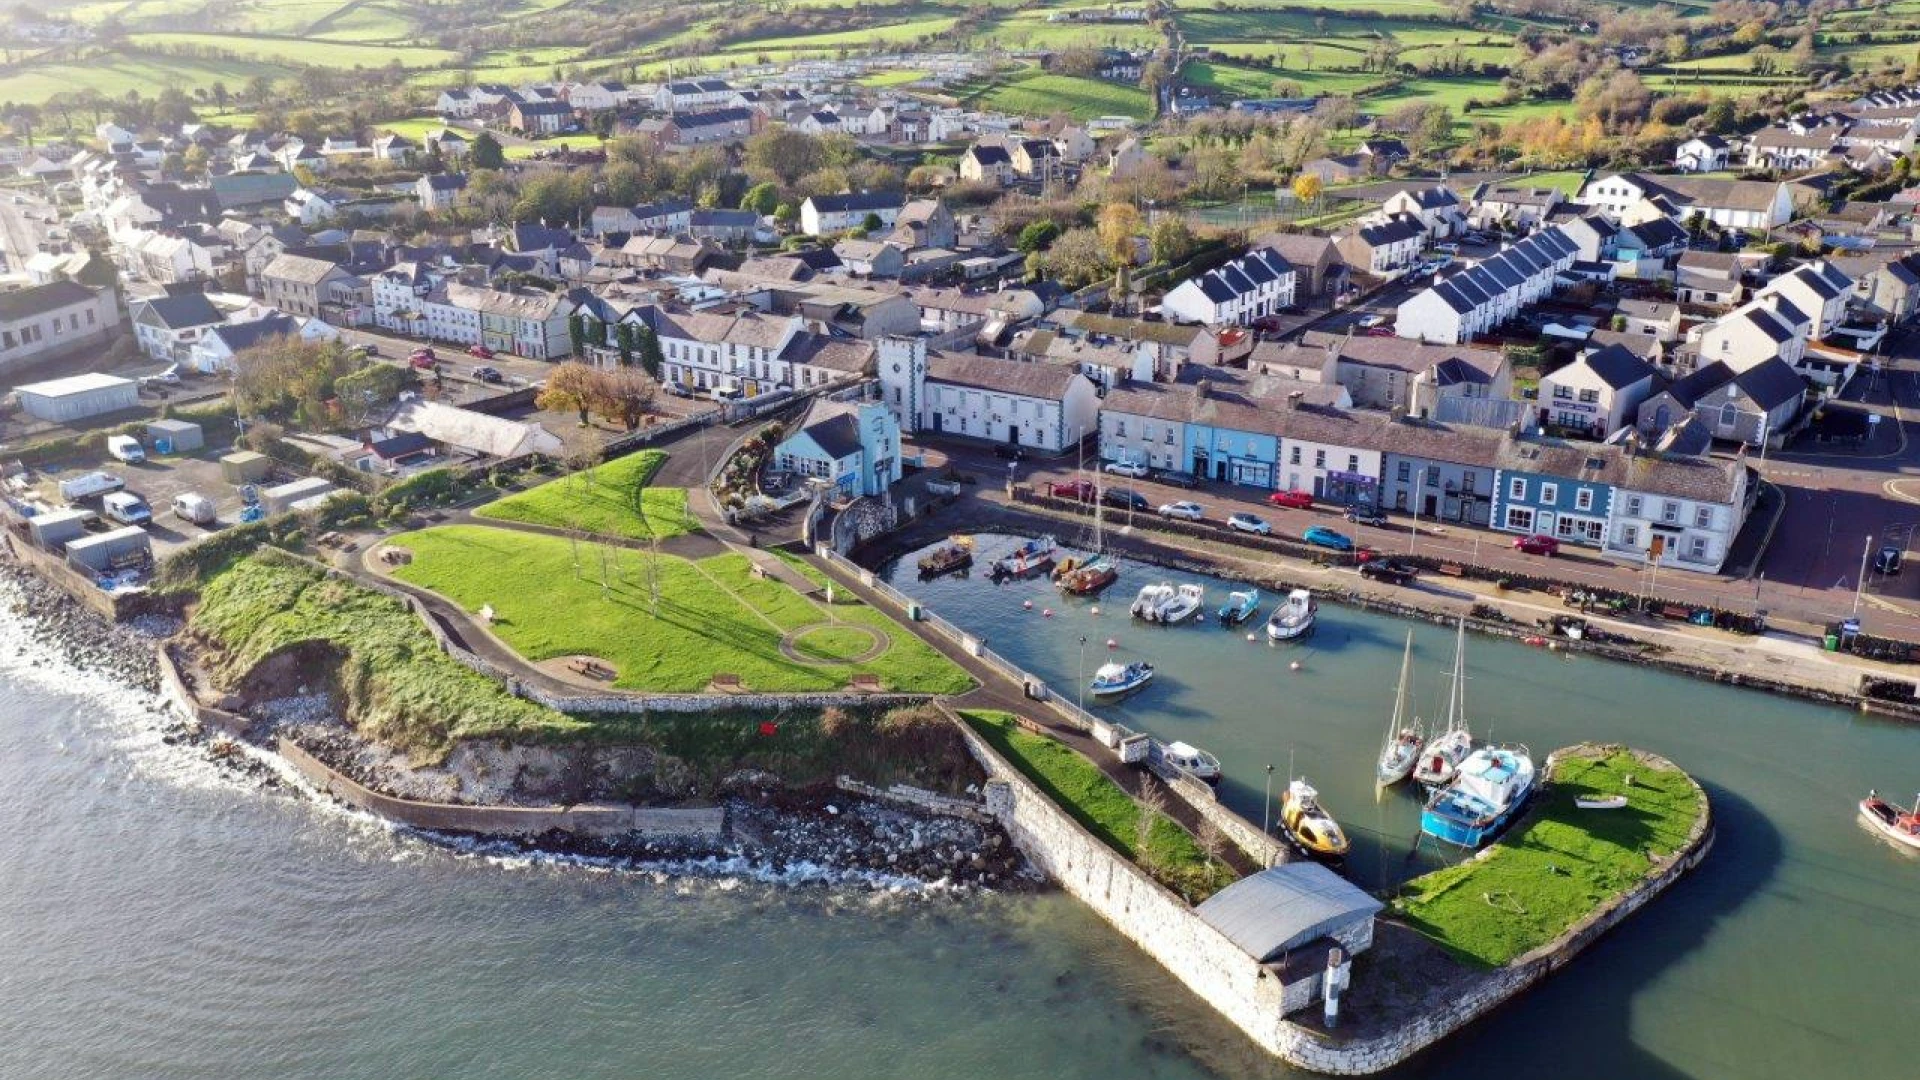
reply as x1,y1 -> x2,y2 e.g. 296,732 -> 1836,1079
568,657 -> 612,679
1658,604 -> 1693,621
711,673 -> 743,692
848,673 -> 882,692
1435,562 -> 1465,577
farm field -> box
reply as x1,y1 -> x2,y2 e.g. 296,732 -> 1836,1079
0,52 -> 295,105
126,32 -> 461,68
977,71 -> 1152,121
390,524 -> 974,695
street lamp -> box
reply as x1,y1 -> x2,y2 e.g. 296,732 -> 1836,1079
1855,534 -> 1874,615
1078,635 -> 1088,714
1409,466 -> 1427,555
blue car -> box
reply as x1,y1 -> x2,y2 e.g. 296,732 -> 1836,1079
1302,525 -> 1355,551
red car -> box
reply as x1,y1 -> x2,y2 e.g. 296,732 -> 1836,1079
467,344 -> 494,359
1268,489 -> 1314,510
1514,534 -> 1560,556
1049,479 -> 1097,502
408,353 -> 437,370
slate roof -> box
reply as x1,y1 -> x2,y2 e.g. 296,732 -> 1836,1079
209,314 -> 298,352
1733,357 -> 1808,410
136,293 -> 224,329
927,352 -> 1084,398
1573,343 -> 1659,390
966,144 -> 1013,166
807,191 -> 904,214
0,280 -> 98,320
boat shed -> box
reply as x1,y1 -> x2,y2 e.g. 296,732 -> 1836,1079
1194,862 -> 1383,1014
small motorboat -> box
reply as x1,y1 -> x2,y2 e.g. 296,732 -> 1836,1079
917,536 -> 974,578
1265,588 -> 1317,642
1218,587 -> 1261,626
1162,740 -> 1222,783
1159,583 -> 1204,624
1279,778 -> 1350,858
1859,790 -> 1920,852
1089,660 -> 1154,697
1129,582 -> 1177,621
1058,556 -> 1118,596
990,535 -> 1056,581
1576,795 -> 1629,809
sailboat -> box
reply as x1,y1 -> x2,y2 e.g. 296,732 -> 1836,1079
1376,631 -> 1425,787
1057,473 -> 1118,595
1279,778 -> 1350,859
1414,618 -> 1475,790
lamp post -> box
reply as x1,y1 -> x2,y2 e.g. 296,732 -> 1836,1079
1263,764 -> 1275,836
1078,636 -> 1088,715
1855,534 -> 1874,615
1409,466 -> 1427,554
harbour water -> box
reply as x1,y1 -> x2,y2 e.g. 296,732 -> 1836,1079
2,539 -> 1918,1079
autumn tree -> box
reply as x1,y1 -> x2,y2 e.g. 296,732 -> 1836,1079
537,360 -> 603,427
1149,217 -> 1195,264
1096,202 -> 1142,264
230,336 -> 357,430
1026,227 -> 1112,287
1291,172 -> 1324,209
596,366 -> 660,431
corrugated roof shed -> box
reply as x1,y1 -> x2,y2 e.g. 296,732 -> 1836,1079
1194,863 -> 1382,963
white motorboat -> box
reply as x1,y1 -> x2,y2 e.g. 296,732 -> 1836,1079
1376,631 -> 1425,787
1859,790 -> 1920,852
1090,660 -> 1154,697
1576,795 -> 1629,809
1415,619 -> 1474,790
1159,583 -> 1205,624
1265,588 -> 1317,642
1129,582 -> 1177,621
1163,740 -> 1222,783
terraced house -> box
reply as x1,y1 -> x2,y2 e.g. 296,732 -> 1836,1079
652,308 -> 874,394
1158,248 -> 1296,326
444,283 -> 569,359
1394,226 -> 1580,344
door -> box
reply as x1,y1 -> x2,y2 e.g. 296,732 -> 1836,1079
1423,494 -> 1438,518
930,412 -> 942,433
1006,425 -> 1019,447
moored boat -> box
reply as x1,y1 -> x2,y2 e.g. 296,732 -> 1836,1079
1858,790 -> 1920,852
1159,583 -> 1204,624
1058,556 -> 1118,596
1415,619 -> 1475,790
990,535 -> 1056,581
1576,795 -> 1629,809
1421,744 -> 1536,848
1218,587 -> 1261,626
917,536 -> 974,578
1162,740 -> 1222,783
1089,660 -> 1154,697
1279,778 -> 1350,858
1375,631 -> 1425,787
1265,588 -> 1317,642
1129,582 -> 1177,621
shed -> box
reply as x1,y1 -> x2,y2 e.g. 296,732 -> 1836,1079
27,508 -> 90,548
262,476 -> 334,514
145,418 -> 204,453
288,492 -> 343,514
220,450 -> 272,484
14,373 -> 140,423
1193,862 -> 1383,964
65,526 -> 151,572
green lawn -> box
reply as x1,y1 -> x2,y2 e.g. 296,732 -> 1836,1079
1391,748 -> 1706,968
392,524 -> 974,695
857,69 -> 931,88
191,549 -> 579,759
961,709 -> 1237,901
475,450 -> 693,541
0,52 -> 296,104
503,133 -> 610,159
979,71 -> 1151,121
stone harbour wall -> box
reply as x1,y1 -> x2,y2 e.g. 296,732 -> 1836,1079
834,775 -> 996,824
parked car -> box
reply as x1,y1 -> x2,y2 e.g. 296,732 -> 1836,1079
1104,459 -> 1149,478
1365,326 -> 1396,337
1151,469 -> 1197,490
106,435 -> 146,464
1102,488 -> 1149,512
1360,559 -> 1420,585
1268,489 -> 1314,510
471,365 -> 503,383
1356,313 -> 1387,329
467,344 -> 494,359
1226,512 -> 1272,535
100,491 -> 152,526
1344,506 -> 1389,527
147,364 -> 181,385
355,342 -> 379,356
1158,501 -> 1204,522
1303,525 -> 1355,551
1433,241 -> 1460,255
1049,479 -> 1097,502
408,353 -> 438,370
171,492 -> 216,526
1514,533 -> 1560,556
1876,545 -> 1904,575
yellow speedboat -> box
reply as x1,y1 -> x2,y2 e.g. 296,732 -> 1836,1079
1280,778 -> 1350,858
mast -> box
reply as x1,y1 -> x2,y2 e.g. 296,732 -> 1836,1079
1445,617 -> 1469,736
1388,630 -> 1412,737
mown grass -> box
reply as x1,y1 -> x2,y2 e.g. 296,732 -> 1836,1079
392,524 -> 974,694
190,549 -> 580,760
475,449 -> 693,540
979,71 -> 1151,121
962,709 -> 1237,901
1391,747 -> 1705,968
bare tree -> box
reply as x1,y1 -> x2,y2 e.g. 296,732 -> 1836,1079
1135,779 -> 1169,870
1197,818 -> 1225,882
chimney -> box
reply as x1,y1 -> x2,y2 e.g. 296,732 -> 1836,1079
1194,379 -> 1210,399
1288,390 -> 1304,410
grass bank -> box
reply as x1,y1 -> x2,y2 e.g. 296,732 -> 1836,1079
475,449 -> 693,540
391,524 -> 974,694
1390,746 -> 1706,967
961,709 -> 1236,902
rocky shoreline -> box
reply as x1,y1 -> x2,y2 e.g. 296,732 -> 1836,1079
2,553 -> 1028,892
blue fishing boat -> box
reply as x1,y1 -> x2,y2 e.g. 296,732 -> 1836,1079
1089,660 -> 1154,697
1420,744 -> 1536,848
1218,587 -> 1261,626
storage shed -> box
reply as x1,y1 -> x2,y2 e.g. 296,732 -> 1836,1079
27,508 -> 90,548
262,476 -> 334,514
65,526 -> 151,573
145,418 -> 204,453
220,450 -> 272,484
14,373 -> 140,423
1193,862 -> 1383,1017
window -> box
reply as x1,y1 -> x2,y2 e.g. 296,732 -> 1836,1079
1621,524 -> 1639,546
1625,495 -> 1643,516
1694,506 -> 1713,529
1661,500 -> 1680,523
1539,482 -> 1558,504
1397,461 -> 1412,482
1578,388 -> 1599,404
1142,422 -> 1154,442
1313,449 -> 1326,468
1347,454 -> 1359,472
1508,477 -> 1526,500
1114,420 -> 1127,437
1165,427 -> 1175,444
1504,507 -> 1534,532
1462,473 -> 1476,494
1687,536 -> 1709,560
1552,385 -> 1572,400
1290,446 -> 1301,465
1575,489 -> 1593,511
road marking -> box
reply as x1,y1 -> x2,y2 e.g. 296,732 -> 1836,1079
1885,479 -> 1920,506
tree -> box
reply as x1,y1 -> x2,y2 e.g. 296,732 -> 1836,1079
745,127 -> 824,186
862,211 -> 884,232
740,181 -> 780,215
1148,217 -> 1194,264
1017,219 -> 1061,253
470,132 -> 506,170
636,325 -> 665,378
1096,202 -> 1142,264
1027,227 -> 1112,287
596,366 -> 659,431
231,337 -> 356,430
537,361 -> 602,427
334,361 -> 412,420
1292,172 -> 1324,209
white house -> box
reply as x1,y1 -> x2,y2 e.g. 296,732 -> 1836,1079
653,309 -> 876,394
1580,172 -> 1795,231
1674,135 -> 1731,173
1395,226 -> 1579,343
0,280 -> 121,374
131,292 -> 226,362
1695,294 -> 1810,373
1159,248 -> 1297,326
1754,261 -> 1853,341
800,192 -> 905,237
1378,186 -> 1465,238
437,89 -> 478,118
1604,454 -> 1750,573
415,173 -> 467,213
654,78 -> 737,112
1537,343 -> 1660,436
876,336 -> 1099,452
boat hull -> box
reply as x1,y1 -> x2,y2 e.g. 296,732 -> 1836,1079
1421,789 -> 1530,848
1859,798 -> 1920,851
917,552 -> 971,579
1219,603 -> 1259,626
1265,617 -> 1314,642
1090,675 -> 1152,697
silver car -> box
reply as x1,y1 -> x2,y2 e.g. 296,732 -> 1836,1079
1158,500 -> 1204,521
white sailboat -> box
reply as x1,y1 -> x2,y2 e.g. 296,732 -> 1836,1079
1414,618 -> 1474,790
1376,631 -> 1425,787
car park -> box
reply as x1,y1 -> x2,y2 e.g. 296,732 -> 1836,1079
1303,525 -> 1355,551
1158,501 -> 1204,521
1226,512 -> 1271,535
1876,545 -> 1903,575
1104,459 -> 1149,478
1268,489 -> 1314,510
1344,506 -> 1389,527
1102,488 -> 1149,512
1514,533 -> 1560,556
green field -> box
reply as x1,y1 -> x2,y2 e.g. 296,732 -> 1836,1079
475,451 -> 692,541
502,133 -> 609,159
962,709 -> 1235,901
857,69 -> 931,87
1391,748 -> 1706,968
978,71 -> 1151,121
0,52 -> 295,107
191,548 -> 578,758
128,32 -> 461,68
392,524 -> 974,695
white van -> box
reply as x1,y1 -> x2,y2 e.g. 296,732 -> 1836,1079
107,435 -> 146,464
708,384 -> 746,403
58,471 -> 125,502
101,491 -> 153,526
171,492 -> 216,526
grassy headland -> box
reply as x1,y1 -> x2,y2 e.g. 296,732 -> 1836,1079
475,450 -> 694,541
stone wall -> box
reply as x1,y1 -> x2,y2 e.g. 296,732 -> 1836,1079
1,529 -> 124,620
834,776 -> 995,824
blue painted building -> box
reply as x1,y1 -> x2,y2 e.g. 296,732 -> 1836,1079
774,397 -> 900,498
1490,437 -> 1623,548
